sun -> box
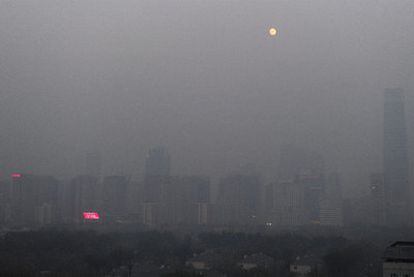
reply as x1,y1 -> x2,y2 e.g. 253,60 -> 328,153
268,27 -> 278,37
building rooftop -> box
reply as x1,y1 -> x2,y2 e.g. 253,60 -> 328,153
384,241 -> 414,262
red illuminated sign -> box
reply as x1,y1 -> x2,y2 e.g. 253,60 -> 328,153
11,173 -> 22,179
83,212 -> 100,220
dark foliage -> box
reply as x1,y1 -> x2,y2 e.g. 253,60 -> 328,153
0,229 -> 385,276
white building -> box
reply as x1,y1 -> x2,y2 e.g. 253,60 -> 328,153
383,241 -> 414,277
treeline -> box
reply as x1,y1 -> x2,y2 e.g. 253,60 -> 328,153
0,229 -> 385,276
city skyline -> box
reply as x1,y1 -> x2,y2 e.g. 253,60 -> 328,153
1,1 -> 414,276
1,1 -> 414,198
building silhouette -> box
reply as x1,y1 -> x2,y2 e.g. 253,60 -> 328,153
383,241 -> 414,277
102,175 -> 128,223
297,172 -> 325,224
68,175 -> 100,224
369,173 -> 386,226
11,174 -> 59,226
383,88 -> 410,225
267,180 -> 306,226
319,173 -> 343,226
215,174 -> 262,226
142,146 -> 171,226
142,175 -> 210,227
144,147 -> 171,180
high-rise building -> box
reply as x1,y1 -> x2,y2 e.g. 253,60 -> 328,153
369,173 -> 386,226
11,174 -> 59,226
142,176 -> 169,226
383,88 -> 410,225
68,175 -> 100,224
142,175 -> 210,227
267,180 -> 306,226
0,180 -> 12,226
215,174 -> 262,226
319,173 -> 343,226
102,175 -> 128,223
276,145 -> 325,224
144,147 -> 171,179
177,176 -> 210,225
142,147 -> 171,226
297,172 -> 325,224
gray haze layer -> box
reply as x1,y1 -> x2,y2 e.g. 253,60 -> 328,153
1,0 -> 414,196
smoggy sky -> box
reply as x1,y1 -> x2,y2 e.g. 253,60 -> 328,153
1,0 -> 414,195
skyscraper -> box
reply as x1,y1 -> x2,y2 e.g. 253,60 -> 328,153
319,173 -> 343,226
267,180 -> 306,226
383,88 -> 410,225
11,174 -> 59,226
369,173 -> 386,225
68,175 -> 100,224
215,174 -> 262,225
102,175 -> 128,223
277,144 -> 325,224
144,147 -> 171,179
142,147 -> 171,226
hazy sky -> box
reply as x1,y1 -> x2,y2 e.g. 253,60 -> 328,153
1,0 -> 414,195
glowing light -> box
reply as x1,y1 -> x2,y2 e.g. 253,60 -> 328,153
268,27 -> 278,37
11,173 -> 22,179
83,212 -> 100,220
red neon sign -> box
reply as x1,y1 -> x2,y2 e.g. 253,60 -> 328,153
11,173 -> 22,178
83,212 -> 100,220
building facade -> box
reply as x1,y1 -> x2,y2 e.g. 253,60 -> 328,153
145,147 -> 171,180
268,180 -> 306,226
383,89 -> 410,225
215,174 -> 262,226
383,241 -> 414,277
11,174 -> 59,227
68,175 -> 101,224
102,176 -> 129,223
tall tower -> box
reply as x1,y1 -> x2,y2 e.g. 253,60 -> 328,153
383,88 -> 410,225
